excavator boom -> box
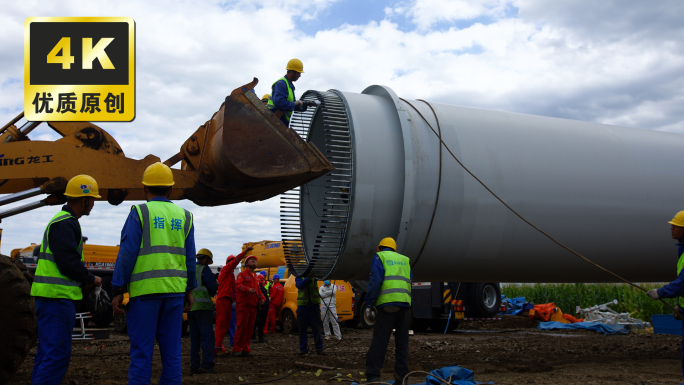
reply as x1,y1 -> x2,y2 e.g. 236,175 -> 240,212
0,79 -> 333,218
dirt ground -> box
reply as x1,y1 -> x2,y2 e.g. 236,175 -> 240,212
8,316 -> 684,385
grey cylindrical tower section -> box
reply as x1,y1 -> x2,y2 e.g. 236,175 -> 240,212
301,85 -> 683,283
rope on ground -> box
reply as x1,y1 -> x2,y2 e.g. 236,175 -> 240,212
401,370 -> 451,385
399,97 -> 680,317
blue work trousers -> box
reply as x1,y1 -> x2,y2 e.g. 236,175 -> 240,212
31,298 -> 75,385
297,304 -> 324,353
127,296 -> 183,385
188,310 -> 214,370
681,320 -> 684,382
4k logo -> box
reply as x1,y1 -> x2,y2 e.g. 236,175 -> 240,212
24,17 -> 135,122
47,37 -> 116,70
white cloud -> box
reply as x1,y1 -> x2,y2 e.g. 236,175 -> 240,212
394,0 -> 513,30
0,0 -> 683,260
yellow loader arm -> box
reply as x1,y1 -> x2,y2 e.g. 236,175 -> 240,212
0,79 -> 332,218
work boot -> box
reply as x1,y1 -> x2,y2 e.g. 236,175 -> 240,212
324,335 -> 330,340
335,336 -> 342,341
251,336 -> 258,343
298,351 -> 308,356
241,351 -> 254,358
190,368 -> 200,375
198,368 -> 216,374
259,338 -> 267,344
232,352 -> 242,357
316,350 -> 326,356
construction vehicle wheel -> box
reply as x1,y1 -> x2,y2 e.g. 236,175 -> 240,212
281,309 -> 298,334
113,312 -> 127,333
0,256 -> 37,383
359,301 -> 376,329
468,282 -> 501,318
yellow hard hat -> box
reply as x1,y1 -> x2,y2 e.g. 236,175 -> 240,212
197,248 -> 214,263
378,237 -> 396,251
142,162 -> 175,186
669,211 -> 684,227
286,58 -> 304,73
64,175 -> 101,198
261,94 -> 271,101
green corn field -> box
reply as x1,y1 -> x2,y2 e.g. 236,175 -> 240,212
501,283 -> 676,322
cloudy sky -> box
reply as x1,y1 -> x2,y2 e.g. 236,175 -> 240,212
0,0 -> 683,264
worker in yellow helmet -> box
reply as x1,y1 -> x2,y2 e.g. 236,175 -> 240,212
189,248 -> 218,374
646,211 -> 684,382
261,94 -> 271,105
364,237 -> 412,384
31,175 -> 103,384
110,162 -> 197,383
266,58 -> 314,127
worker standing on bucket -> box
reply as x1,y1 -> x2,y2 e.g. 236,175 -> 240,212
233,255 -> 265,357
264,274 -> 283,334
266,59 -> 305,127
364,237 -> 412,384
295,275 -> 325,355
646,211 -> 684,382
110,162 -> 197,385
30,175 -> 102,385
215,246 -> 253,355
189,249 -> 218,374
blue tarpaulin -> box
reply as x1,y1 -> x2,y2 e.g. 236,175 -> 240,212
411,366 -> 494,385
537,321 -> 628,335
352,366 -> 493,385
500,295 -> 527,316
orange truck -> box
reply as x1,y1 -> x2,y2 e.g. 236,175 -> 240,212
244,240 -> 354,333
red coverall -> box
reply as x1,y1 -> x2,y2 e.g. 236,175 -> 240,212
215,251 -> 247,353
233,269 -> 265,353
264,282 -> 284,334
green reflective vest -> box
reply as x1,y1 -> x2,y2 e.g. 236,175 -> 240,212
677,252 -> 684,307
191,264 -> 214,311
376,251 -> 412,306
297,278 -> 321,306
31,210 -> 84,300
129,201 -> 193,298
266,76 -> 294,124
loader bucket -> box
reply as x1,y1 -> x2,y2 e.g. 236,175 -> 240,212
183,78 -> 334,206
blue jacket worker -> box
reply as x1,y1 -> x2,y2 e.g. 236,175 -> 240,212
266,58 -> 307,127
111,162 -> 197,385
30,175 -> 102,385
364,237 -> 412,384
647,211 -> 684,383
190,249 -> 218,374
295,276 -> 325,355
